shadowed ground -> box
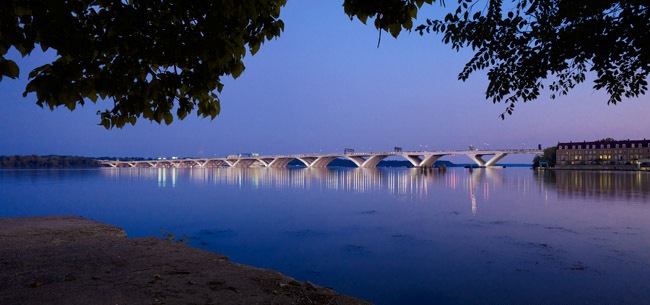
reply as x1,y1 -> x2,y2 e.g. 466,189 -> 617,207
0,216 -> 372,305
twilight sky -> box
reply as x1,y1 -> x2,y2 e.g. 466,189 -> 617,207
1,2 -> 648,163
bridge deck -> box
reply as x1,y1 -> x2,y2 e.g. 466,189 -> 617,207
100,149 -> 542,169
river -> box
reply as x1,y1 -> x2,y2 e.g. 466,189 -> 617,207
1,167 -> 649,304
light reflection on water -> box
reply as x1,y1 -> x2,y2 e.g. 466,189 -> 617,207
99,167 -> 534,207
535,170 -> 650,203
2,167 -> 650,305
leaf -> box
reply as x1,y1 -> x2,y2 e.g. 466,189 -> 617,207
0,60 -> 20,79
231,62 -> 244,79
388,24 -> 402,38
164,113 -> 173,125
100,118 -> 111,130
357,13 -> 368,24
250,42 -> 261,55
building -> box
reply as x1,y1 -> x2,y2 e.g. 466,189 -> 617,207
556,139 -> 650,168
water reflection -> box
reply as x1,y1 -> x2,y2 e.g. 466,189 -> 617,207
534,170 -> 650,203
102,167 -> 453,194
99,167 -> 650,215
100,167 -> 526,217
469,171 -> 477,216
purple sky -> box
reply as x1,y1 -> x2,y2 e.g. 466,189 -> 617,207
0,2 -> 648,163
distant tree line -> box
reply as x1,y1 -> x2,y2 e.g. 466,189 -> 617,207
0,155 -> 100,168
97,156 -> 152,161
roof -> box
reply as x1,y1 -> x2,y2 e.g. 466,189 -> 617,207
557,139 -> 650,149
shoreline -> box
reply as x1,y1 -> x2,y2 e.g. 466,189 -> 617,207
0,215 -> 371,305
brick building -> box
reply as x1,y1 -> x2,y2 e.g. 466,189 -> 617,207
556,139 -> 650,167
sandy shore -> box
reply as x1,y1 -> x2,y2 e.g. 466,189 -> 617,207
0,215 -> 372,305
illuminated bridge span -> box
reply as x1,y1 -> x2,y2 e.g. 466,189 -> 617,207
100,149 -> 542,169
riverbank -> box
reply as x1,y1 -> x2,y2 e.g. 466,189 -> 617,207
0,216 -> 371,305
554,164 -> 646,171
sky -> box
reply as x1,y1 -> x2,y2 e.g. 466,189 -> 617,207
0,2 -> 648,163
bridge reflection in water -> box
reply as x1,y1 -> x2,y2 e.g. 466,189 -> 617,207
100,167 -> 537,215
101,166 -> 508,191
100,166 -> 650,216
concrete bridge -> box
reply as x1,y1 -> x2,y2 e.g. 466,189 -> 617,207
99,149 -> 542,169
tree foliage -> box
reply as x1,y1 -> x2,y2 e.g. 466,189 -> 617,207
532,146 -> 557,167
0,0 -> 285,128
343,0 -> 649,117
343,0 -> 436,40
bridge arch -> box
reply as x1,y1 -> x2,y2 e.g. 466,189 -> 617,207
465,152 -> 509,167
399,154 -> 443,168
265,158 -> 294,168
342,155 -> 389,168
296,156 -> 337,168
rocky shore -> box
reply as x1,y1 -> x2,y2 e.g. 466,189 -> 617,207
0,216 -> 372,305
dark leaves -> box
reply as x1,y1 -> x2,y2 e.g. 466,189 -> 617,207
0,0 -> 287,129
0,59 -> 20,80
343,0 -> 437,39
344,0 -> 650,116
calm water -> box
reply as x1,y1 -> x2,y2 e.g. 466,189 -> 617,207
1,167 -> 650,305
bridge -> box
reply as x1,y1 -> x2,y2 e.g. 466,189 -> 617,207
99,149 -> 542,169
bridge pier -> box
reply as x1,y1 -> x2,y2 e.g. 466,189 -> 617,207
191,159 -> 209,168
296,156 -> 337,168
343,155 -> 389,168
466,152 -> 509,167
264,158 -> 294,168
402,154 -> 443,168
229,159 -> 257,168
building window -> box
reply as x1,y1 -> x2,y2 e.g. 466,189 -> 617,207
632,144 -> 635,148
622,144 -> 626,148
